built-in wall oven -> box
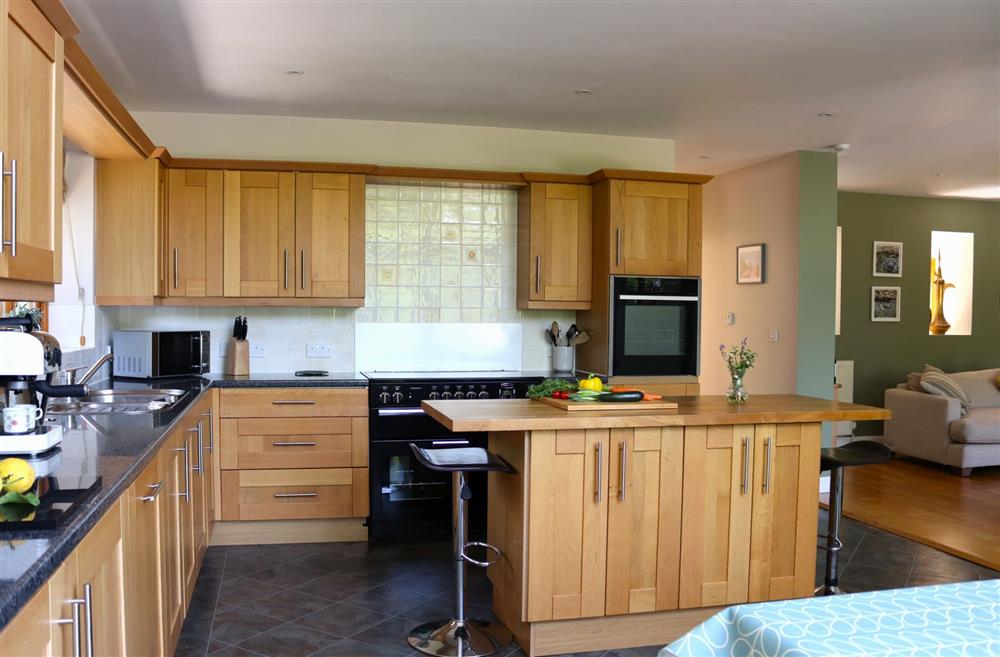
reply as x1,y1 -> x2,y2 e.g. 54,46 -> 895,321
609,276 -> 700,376
365,373 -> 540,541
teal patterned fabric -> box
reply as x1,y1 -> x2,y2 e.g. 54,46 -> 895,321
662,580 -> 1000,657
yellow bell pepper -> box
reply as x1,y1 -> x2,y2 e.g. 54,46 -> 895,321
578,376 -> 604,392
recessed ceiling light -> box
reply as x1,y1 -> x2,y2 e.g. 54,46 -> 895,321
817,112 -> 836,118
286,69 -> 305,77
697,155 -> 710,160
930,172 -> 943,177
573,89 -> 593,96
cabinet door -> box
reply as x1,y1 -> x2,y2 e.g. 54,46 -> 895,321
0,0 -> 63,284
223,171 -> 295,297
679,425 -> 754,608
295,172 -> 365,299
1,583 -> 52,656
526,429 -> 609,621
749,423 -> 821,602
525,183 -> 592,306
179,422 -> 199,605
189,412 -> 210,560
49,551 -> 78,657
199,399 -> 218,529
606,427 -> 683,614
159,428 -> 186,654
167,169 -> 224,297
124,455 -> 165,657
610,180 -> 696,276
75,499 -> 127,657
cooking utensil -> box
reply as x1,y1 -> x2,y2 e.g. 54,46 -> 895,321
550,321 -> 560,346
233,316 -> 241,340
240,317 -> 248,341
566,324 -> 579,344
544,329 -> 556,346
570,330 -> 590,346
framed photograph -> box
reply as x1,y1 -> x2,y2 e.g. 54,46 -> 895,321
873,241 -> 903,277
737,243 -> 765,284
871,286 -> 901,322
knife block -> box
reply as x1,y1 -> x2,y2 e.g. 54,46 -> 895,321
225,339 -> 250,376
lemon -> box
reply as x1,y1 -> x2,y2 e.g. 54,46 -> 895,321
0,458 -> 36,494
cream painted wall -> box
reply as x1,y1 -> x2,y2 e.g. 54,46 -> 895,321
131,111 -> 674,173
701,153 -> 800,395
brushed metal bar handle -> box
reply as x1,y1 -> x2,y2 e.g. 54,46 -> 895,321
273,441 -> 317,447
763,436 -> 773,494
618,441 -> 627,502
54,598 -> 84,657
0,151 -> 5,255
741,437 -> 750,495
535,255 -> 541,294
175,441 -> 190,502
594,442 -> 603,503
83,583 -> 94,657
274,492 -> 317,498
139,480 -> 165,502
272,400 -> 315,405
283,249 -> 289,289
188,425 -> 203,475
432,439 -> 469,446
202,410 -> 214,453
173,248 -> 179,289
300,250 -> 306,289
7,158 -> 16,256
615,226 -> 622,268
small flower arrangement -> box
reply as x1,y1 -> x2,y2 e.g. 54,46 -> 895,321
720,338 -> 757,403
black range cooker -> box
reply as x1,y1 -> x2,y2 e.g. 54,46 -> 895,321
364,371 -> 542,541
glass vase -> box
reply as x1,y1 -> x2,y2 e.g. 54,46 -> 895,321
726,369 -> 749,404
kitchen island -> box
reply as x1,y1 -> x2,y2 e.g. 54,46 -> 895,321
422,395 -> 891,657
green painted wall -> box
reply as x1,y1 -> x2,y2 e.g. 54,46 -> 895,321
797,151 -> 839,444
836,192 -> 1000,434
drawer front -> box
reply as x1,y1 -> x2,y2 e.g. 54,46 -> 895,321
220,417 -> 368,470
221,468 -> 368,521
219,388 -> 368,418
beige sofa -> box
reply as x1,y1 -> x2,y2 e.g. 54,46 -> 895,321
884,368 -> 1000,475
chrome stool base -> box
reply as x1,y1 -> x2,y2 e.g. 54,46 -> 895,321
408,618 -> 513,657
814,584 -> 845,596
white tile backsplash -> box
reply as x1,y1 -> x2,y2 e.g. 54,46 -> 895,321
107,182 -> 576,373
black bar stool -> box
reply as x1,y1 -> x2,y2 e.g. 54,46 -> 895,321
815,440 -> 893,595
407,443 -> 515,657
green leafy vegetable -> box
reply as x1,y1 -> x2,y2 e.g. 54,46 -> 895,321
0,491 -> 40,507
526,378 -> 578,399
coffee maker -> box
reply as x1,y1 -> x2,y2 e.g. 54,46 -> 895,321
0,317 -> 86,413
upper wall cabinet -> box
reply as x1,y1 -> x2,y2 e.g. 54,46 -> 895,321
517,182 -> 592,310
167,168 -> 223,298
0,0 -> 64,298
598,178 -> 703,277
295,172 -> 365,300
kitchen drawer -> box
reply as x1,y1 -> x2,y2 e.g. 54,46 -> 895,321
220,468 -> 368,521
219,417 -> 368,470
219,387 -> 367,418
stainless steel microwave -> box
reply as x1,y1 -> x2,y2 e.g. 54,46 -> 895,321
112,330 -> 210,379
608,276 -> 700,376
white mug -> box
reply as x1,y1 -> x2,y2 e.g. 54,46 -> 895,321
13,405 -> 43,430
3,406 -> 39,434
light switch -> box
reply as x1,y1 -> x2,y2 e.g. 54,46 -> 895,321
769,329 -> 779,343
725,312 -> 735,325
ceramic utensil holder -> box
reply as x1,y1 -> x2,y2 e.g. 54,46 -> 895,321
226,339 -> 250,376
552,346 -> 575,374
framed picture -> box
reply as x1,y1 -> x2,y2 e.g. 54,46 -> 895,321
871,286 -> 901,322
737,243 -> 765,284
873,241 -> 903,277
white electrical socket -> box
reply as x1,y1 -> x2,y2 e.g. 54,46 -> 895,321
250,344 -> 266,358
769,329 -> 780,343
725,312 -> 735,325
306,342 -> 333,358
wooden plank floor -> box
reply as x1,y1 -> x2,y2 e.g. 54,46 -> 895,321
822,457 -> 1000,571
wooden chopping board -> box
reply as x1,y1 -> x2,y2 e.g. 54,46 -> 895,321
535,396 -> 679,412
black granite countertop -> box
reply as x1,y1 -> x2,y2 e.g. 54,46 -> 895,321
0,373 -> 369,629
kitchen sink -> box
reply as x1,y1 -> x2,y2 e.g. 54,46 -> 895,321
46,389 -> 188,415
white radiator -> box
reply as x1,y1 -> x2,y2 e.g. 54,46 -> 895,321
834,360 -> 855,444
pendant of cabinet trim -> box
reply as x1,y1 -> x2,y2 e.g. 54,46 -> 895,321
517,182 -> 592,310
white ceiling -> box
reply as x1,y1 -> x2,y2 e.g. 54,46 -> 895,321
66,0 -> 999,198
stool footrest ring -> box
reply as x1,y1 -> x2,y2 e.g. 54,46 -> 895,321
817,532 -> 844,552
462,541 -> 501,568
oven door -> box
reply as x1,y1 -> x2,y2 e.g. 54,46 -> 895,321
611,276 -> 700,376
154,331 -> 208,377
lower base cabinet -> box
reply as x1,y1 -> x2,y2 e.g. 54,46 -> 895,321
0,585 -> 52,657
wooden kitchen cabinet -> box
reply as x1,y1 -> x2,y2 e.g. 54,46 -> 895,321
123,454 -> 165,657
606,427 -> 683,614
517,182 -> 592,310
525,429 -> 609,622
159,425 -> 187,653
0,583 -> 52,656
295,172 -> 365,301
0,0 -> 64,294
223,170 -> 295,298
167,168 -> 224,297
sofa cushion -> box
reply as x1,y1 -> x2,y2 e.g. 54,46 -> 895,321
906,372 -> 923,391
949,408 -> 1000,444
950,369 -> 1000,409
924,364 -> 945,374
921,371 -> 971,414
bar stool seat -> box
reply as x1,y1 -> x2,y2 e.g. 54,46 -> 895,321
407,444 -> 514,657
816,440 -> 893,596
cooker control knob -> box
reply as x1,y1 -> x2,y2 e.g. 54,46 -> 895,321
428,391 -> 440,400
392,392 -> 404,404
478,391 -> 490,399
442,391 -> 453,400
455,391 -> 466,399
378,392 -> 391,405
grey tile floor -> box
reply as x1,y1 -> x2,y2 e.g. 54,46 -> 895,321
177,510 -> 999,657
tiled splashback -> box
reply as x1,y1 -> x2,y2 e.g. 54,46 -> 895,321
105,183 -> 574,373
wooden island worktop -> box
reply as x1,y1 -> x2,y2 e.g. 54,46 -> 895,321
422,395 -> 891,656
